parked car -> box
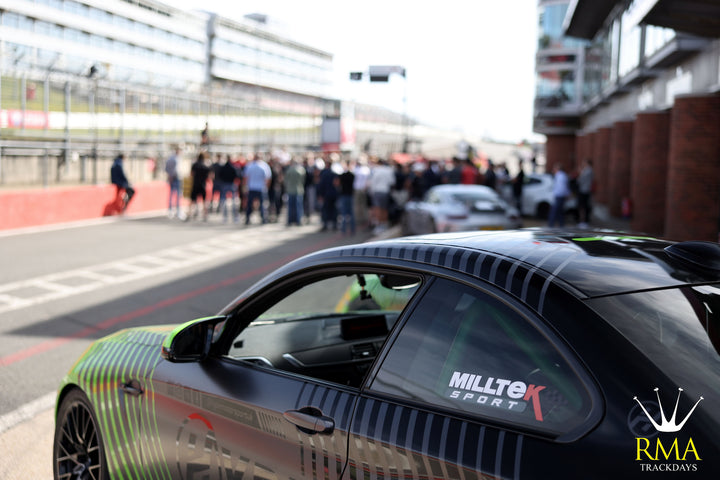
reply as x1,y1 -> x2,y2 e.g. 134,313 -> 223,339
502,172 -> 578,219
401,184 -> 521,235
53,230 -> 720,479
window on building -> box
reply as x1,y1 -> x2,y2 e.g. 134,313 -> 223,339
619,10 -> 642,78
644,25 -> 675,59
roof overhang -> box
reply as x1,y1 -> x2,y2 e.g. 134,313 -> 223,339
563,0 -> 619,40
564,0 -> 720,40
640,0 -> 720,38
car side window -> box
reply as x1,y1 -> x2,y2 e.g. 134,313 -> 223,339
425,191 -> 440,204
226,271 -> 421,388
371,278 -> 594,436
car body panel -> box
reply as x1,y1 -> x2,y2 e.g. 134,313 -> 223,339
57,326 -> 172,479
148,358 -> 356,479
55,229 -> 720,479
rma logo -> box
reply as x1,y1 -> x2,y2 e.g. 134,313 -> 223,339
633,388 -> 704,467
633,387 -> 703,433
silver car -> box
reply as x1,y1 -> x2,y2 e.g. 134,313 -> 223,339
401,184 -> 522,235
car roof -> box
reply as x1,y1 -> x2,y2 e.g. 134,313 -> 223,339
428,184 -> 500,198
430,184 -> 497,194
312,229 -> 720,300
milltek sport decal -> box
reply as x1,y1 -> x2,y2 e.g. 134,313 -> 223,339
446,371 -> 547,421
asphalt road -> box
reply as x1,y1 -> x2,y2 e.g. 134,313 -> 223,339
0,210 -> 376,479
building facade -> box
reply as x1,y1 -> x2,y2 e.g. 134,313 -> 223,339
0,0 -> 457,187
534,0 -> 720,241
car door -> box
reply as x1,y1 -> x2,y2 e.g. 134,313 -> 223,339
149,268 -> 423,480
350,276 -> 600,479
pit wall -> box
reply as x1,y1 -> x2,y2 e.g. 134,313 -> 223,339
0,181 -> 176,230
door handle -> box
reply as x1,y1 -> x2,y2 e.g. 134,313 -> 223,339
121,380 -> 144,397
283,408 -> 335,434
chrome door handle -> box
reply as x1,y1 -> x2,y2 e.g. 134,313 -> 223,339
283,409 -> 335,434
121,380 -> 144,397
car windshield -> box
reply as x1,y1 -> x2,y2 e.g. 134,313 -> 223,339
448,191 -> 504,212
588,285 -> 720,401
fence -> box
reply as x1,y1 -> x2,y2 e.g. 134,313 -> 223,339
0,71 -> 333,186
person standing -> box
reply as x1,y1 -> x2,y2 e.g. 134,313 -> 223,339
338,162 -> 356,235
208,153 -> 223,213
352,156 -> 371,230
244,153 -> 272,225
484,159 -> 497,191
165,148 -> 182,218
284,157 -> 306,226
446,157 -> 463,184
512,161 -> 525,212
576,160 -> 594,228
548,163 -> 570,227
368,158 -> 396,234
317,158 -> 339,231
187,152 -> 211,221
303,155 -> 319,223
111,153 -> 134,213
217,154 -> 239,223
268,158 -> 285,222
460,159 -> 478,185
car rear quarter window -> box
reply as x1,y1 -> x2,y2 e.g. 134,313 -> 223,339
371,278 -> 595,437
588,286 -> 720,404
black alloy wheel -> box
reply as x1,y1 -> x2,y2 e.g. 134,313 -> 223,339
53,389 -> 107,480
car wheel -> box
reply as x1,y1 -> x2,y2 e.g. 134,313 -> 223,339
53,389 -> 108,480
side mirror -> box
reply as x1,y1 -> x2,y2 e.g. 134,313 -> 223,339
161,316 -> 226,363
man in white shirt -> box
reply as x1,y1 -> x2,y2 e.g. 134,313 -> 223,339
548,163 -> 570,227
368,158 -> 396,233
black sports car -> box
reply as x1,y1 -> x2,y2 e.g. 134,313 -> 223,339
53,229 -> 720,479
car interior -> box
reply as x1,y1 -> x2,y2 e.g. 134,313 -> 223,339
226,272 -> 422,388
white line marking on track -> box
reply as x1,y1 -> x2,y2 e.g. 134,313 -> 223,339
0,392 -> 55,435
0,222 -> 322,315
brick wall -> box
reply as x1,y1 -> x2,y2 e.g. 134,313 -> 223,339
593,128 -> 611,204
545,135 -> 576,174
631,111 -> 670,236
608,121 -> 633,217
665,94 -> 720,241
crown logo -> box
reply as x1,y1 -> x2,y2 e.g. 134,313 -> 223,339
633,388 -> 703,433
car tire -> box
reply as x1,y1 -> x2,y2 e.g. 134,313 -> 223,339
53,388 -> 109,480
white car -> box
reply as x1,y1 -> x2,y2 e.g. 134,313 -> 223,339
401,184 -> 522,235
503,172 -> 578,219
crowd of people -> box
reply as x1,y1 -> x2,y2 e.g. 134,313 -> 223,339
110,145 -> 594,233
154,149 -> 534,234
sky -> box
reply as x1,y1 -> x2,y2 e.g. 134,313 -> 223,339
168,1 -> 541,144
